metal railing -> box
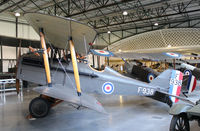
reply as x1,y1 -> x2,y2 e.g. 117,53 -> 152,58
0,79 -> 23,104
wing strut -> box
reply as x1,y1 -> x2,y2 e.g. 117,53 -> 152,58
39,28 -> 52,87
69,37 -> 81,96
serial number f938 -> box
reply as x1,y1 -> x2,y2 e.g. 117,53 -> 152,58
137,87 -> 154,96
170,78 -> 182,86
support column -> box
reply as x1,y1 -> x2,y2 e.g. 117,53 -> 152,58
0,40 -> 2,72
107,47 -> 109,66
16,40 -> 21,94
16,17 -> 18,38
173,59 -> 176,69
97,56 -> 100,70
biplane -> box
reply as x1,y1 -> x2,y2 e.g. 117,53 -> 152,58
91,49 -> 198,96
16,13 -> 189,118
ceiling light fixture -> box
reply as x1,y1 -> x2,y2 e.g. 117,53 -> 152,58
154,22 -> 158,26
123,11 -> 128,16
167,44 -> 172,47
15,12 -> 20,17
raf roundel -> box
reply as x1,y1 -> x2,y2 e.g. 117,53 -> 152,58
95,50 -> 110,55
147,73 -> 155,83
165,52 -> 181,58
184,70 -> 192,76
102,82 -> 114,94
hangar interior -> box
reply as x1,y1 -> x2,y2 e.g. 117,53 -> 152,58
0,0 -> 200,131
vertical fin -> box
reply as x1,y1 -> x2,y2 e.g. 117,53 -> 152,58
169,70 -> 183,103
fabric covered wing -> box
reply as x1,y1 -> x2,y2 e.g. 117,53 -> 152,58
24,13 -> 97,55
33,84 -> 106,114
115,51 -> 183,60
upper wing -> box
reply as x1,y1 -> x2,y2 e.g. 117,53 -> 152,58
115,51 -> 185,61
90,49 -> 114,57
24,13 -> 97,55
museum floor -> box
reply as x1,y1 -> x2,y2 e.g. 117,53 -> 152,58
0,88 -> 199,131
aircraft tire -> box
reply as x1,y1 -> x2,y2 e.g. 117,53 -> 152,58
169,114 -> 190,131
29,97 -> 50,118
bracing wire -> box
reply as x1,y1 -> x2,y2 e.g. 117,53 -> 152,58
47,38 -> 76,90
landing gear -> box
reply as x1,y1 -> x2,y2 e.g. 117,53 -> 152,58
170,114 -> 190,131
29,97 -> 51,118
166,97 -> 173,107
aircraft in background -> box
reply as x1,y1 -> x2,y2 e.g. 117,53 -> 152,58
122,59 -> 160,83
16,13 -> 191,118
91,49 -> 198,97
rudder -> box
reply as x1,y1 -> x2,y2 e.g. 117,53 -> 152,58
168,70 -> 183,103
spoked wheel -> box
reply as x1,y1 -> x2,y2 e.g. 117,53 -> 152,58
29,97 -> 51,118
170,114 -> 190,131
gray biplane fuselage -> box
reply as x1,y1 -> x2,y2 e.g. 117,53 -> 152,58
17,55 -> 159,97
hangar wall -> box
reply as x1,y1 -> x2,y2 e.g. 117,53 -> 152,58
0,13 -> 39,40
1,46 -> 29,72
0,13 -> 107,73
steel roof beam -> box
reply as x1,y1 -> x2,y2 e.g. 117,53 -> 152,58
94,8 -> 200,29
0,0 -> 11,6
0,0 -> 26,13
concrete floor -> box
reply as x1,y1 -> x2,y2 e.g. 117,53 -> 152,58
0,88 -> 199,131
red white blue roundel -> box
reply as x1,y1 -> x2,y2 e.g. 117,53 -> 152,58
164,52 -> 181,58
95,50 -> 109,55
184,69 -> 192,76
102,82 -> 114,94
147,73 -> 155,83
90,49 -> 114,57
